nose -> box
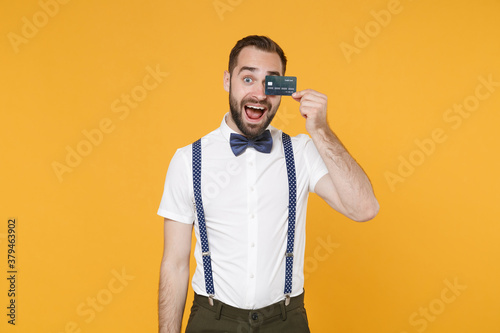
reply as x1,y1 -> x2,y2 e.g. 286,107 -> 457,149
251,81 -> 267,101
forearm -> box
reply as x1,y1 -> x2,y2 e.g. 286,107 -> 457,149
311,125 -> 379,221
158,261 -> 190,333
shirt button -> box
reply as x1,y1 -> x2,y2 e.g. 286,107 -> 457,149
250,242 -> 255,248
250,273 -> 254,278
250,187 -> 254,192
250,214 -> 255,219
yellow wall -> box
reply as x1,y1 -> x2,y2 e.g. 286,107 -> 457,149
2,0 -> 499,332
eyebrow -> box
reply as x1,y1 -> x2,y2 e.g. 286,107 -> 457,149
238,66 -> 281,76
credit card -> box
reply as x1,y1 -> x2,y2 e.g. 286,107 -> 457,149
265,76 -> 297,96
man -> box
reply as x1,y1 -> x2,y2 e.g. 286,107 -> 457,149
158,35 -> 379,332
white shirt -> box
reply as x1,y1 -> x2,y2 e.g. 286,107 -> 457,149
158,114 -> 328,309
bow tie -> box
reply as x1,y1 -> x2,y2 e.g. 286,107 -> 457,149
229,130 -> 273,156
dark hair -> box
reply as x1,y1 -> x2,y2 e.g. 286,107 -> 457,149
228,35 -> 287,75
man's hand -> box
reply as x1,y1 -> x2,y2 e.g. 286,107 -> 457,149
292,89 -> 329,134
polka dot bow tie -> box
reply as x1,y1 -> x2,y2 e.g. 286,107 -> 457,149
229,130 -> 273,156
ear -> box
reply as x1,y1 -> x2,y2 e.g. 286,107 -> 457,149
223,70 -> 230,93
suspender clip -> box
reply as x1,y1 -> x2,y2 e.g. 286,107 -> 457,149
208,294 -> 215,306
202,251 -> 211,257
285,293 -> 291,306
285,252 -> 293,257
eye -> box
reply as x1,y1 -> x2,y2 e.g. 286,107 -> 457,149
243,77 -> 253,83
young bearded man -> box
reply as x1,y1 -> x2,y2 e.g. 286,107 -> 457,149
158,35 -> 379,332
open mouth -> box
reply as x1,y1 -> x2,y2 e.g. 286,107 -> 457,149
244,104 -> 267,122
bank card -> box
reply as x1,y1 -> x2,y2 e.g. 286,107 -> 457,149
265,76 -> 297,96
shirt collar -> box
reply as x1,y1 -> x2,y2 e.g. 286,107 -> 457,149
219,113 -> 237,143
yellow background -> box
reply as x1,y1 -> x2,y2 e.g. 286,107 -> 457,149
1,0 -> 499,332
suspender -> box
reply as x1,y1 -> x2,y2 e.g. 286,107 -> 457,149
192,139 -> 215,305
192,132 -> 297,306
282,132 -> 297,306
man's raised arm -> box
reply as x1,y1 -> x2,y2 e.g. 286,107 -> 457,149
292,89 -> 379,222
159,218 -> 193,333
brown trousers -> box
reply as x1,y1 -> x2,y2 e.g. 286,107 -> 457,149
185,292 -> 310,333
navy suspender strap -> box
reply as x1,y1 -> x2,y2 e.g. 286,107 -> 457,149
191,132 -> 297,306
281,132 -> 297,306
192,139 -> 215,306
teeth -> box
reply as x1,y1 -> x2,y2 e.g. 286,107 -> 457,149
246,105 -> 265,110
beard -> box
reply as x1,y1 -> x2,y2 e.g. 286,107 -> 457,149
229,88 -> 280,139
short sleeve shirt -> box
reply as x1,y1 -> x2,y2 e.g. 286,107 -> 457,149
158,114 -> 328,309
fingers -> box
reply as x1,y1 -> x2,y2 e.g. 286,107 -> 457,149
292,89 -> 327,113
291,89 -> 329,132
292,89 -> 326,102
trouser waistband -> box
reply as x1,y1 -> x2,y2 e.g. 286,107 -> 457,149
193,292 -> 305,321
